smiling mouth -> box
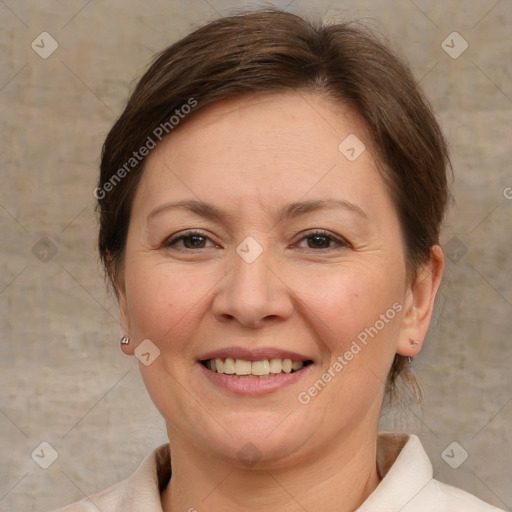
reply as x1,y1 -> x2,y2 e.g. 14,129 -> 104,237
201,358 -> 313,378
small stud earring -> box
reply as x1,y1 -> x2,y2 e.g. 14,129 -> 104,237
120,336 -> 130,346
410,339 -> 421,348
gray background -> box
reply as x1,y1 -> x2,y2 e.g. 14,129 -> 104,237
0,0 -> 511,510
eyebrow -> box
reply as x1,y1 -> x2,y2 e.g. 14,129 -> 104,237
147,198 -> 368,223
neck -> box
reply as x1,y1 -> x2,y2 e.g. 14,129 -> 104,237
161,428 -> 382,512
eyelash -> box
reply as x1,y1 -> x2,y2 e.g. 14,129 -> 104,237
163,229 -> 349,251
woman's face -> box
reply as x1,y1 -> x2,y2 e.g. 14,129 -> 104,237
119,92 -> 442,467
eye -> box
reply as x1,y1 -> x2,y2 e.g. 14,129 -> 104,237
294,229 -> 348,250
162,229 -> 348,251
163,230 -> 217,250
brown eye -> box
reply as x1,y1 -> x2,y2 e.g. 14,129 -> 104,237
296,230 -> 348,250
182,234 -> 207,249
164,230 -> 215,250
307,234 -> 331,249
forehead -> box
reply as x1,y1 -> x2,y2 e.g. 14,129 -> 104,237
134,91 -> 392,221
160,92 -> 370,157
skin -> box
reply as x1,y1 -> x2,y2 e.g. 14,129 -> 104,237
117,92 -> 444,512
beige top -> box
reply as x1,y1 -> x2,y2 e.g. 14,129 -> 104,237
52,433 -> 504,511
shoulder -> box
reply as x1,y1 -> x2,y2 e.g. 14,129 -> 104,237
50,480 -> 123,511
358,433 -> 505,512
403,479 -> 505,511
48,444 -> 170,512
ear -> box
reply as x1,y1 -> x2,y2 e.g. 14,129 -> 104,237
119,290 -> 135,355
118,281 -> 135,356
396,245 -> 445,357
107,254 -> 134,355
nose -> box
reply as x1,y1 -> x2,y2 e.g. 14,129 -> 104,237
211,243 -> 294,329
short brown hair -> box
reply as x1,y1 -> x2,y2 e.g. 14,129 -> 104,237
97,9 -> 451,396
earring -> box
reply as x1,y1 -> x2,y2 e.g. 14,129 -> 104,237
120,336 -> 130,346
410,339 -> 421,348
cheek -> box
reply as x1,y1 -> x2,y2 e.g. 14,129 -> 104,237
124,260 -> 214,347
290,263 -> 402,350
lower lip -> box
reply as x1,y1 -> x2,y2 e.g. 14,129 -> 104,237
198,363 -> 313,395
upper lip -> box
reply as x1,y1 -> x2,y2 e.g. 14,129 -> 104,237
199,346 -> 313,362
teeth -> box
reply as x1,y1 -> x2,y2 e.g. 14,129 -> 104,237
251,360 -> 270,375
207,358 -> 306,376
291,361 -> 303,371
269,358 -> 282,373
215,358 -> 224,373
224,357 -> 236,374
235,359 -> 252,375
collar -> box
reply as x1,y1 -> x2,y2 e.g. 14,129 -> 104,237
358,432 -> 433,510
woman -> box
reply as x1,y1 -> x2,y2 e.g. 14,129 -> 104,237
55,8 -> 504,512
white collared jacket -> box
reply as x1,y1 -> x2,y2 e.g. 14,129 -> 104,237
52,433 -> 505,511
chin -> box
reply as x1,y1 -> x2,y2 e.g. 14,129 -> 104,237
190,410 -> 318,468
